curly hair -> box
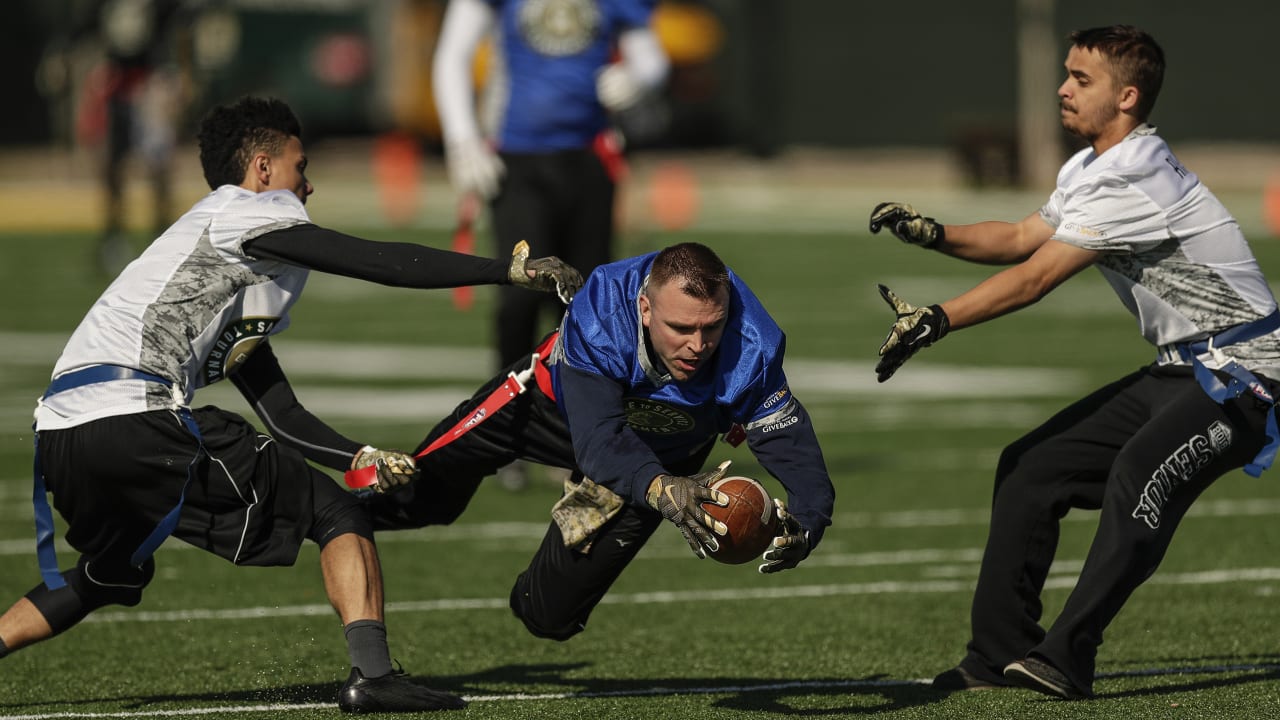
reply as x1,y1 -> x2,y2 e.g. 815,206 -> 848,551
646,242 -> 730,300
1069,25 -> 1165,121
197,97 -> 302,190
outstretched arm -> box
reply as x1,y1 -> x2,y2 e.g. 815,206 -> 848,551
875,239 -> 1099,381
433,0 -> 504,199
940,238 -> 1099,330
230,341 -> 365,471
936,212 -> 1058,265
245,224 -> 581,299
870,202 -> 1056,265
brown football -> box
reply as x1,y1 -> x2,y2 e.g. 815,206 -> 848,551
702,476 -> 779,564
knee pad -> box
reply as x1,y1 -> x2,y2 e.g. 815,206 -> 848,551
311,494 -> 375,549
508,573 -> 585,642
25,557 -> 154,634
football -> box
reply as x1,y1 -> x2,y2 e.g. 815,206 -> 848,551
702,476 -> 779,564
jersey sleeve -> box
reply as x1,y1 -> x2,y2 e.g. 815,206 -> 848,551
1052,173 -> 1169,252
558,272 -> 633,381
722,278 -> 790,422
745,397 -> 834,548
208,189 -> 312,257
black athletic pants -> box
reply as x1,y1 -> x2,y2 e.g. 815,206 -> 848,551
958,364 -> 1276,693
490,149 -> 614,369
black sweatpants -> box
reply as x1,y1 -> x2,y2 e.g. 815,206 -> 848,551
958,364 -> 1276,693
490,149 -> 614,369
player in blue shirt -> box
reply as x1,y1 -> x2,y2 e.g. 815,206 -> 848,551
369,242 -> 835,639
434,0 -> 669,373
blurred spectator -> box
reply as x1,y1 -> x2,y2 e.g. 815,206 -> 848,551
433,0 -> 669,489
71,0 -> 194,274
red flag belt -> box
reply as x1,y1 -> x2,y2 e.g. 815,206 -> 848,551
344,355 -> 540,489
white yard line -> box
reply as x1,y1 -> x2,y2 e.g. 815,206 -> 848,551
67,565 -> 1280,626
2,497 -> 1276,558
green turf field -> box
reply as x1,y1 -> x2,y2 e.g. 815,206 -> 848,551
2,227 -> 1279,719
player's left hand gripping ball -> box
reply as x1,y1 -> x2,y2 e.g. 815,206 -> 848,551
876,284 -> 949,382
759,499 -> 811,574
351,446 -> 416,493
508,240 -> 584,303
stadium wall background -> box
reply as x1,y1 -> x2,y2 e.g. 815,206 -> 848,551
4,0 -> 1276,161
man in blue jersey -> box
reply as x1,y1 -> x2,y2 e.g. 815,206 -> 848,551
869,26 -> 1280,699
433,0 -> 670,492
369,242 -> 835,639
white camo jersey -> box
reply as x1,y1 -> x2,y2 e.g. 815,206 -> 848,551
1042,124 -> 1280,379
35,186 -> 311,431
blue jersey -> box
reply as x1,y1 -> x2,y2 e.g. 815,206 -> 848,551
483,0 -> 654,152
549,252 -> 835,544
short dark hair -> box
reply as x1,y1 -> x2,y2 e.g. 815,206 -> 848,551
1069,25 -> 1165,120
647,242 -> 729,300
197,97 -> 302,190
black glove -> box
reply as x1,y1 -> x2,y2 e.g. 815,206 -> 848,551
875,284 -> 949,383
351,446 -> 417,494
869,202 -> 944,248
645,460 -> 731,558
508,240 -> 584,303
759,499 -> 811,574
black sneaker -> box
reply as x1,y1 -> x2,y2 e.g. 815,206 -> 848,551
932,665 -> 1010,691
1003,656 -> 1091,700
338,667 -> 467,713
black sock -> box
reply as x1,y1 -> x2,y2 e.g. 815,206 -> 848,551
0,635 -> 9,659
343,619 -> 392,678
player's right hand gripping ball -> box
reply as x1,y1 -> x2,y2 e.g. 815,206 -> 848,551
869,202 -> 943,247
351,446 -> 416,494
647,460 -> 731,558
876,284 -> 949,383
759,499 -> 810,574
508,239 -> 584,304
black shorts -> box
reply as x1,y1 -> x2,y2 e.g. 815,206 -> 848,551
39,407 -> 353,569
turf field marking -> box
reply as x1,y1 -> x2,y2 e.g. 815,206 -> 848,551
75,566 -> 1280,625
3,497 -> 1278,557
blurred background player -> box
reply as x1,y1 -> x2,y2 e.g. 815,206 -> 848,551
367,242 -> 835,640
869,25 -> 1280,700
433,0 -> 670,489
0,96 -> 579,713
69,0 -> 195,274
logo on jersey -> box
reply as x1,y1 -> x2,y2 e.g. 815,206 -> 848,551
1131,420 -> 1231,529
624,398 -> 695,435
1061,221 -> 1106,239
203,317 -> 278,383
761,386 -> 791,410
518,0 -> 601,56
1164,155 -> 1189,179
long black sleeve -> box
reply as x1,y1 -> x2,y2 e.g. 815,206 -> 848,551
244,223 -> 510,288
230,341 -> 362,472
559,365 -> 669,507
745,399 -> 835,548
